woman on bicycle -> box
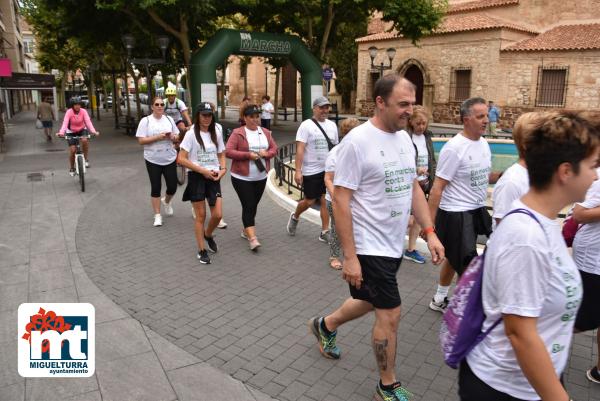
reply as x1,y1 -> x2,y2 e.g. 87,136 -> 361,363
136,96 -> 180,227
177,102 -> 226,264
226,104 -> 277,251
58,98 -> 98,176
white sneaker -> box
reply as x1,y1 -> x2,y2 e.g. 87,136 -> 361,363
217,219 -> 228,229
153,214 -> 163,227
85,161 -> 90,168
161,197 -> 174,216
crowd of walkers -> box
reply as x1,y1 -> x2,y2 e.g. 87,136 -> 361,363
131,75 -> 600,401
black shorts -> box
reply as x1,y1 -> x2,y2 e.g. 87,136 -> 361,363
67,130 -> 88,147
436,208 -> 491,275
575,270 -> 600,332
303,171 -> 326,200
42,120 -> 53,128
182,171 -> 222,206
349,254 -> 402,309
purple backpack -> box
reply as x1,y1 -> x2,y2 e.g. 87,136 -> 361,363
440,208 -> 543,369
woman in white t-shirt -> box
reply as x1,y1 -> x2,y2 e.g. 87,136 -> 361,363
135,96 -> 180,227
460,112 -> 599,401
226,104 -> 278,251
177,103 -> 226,265
572,167 -> 600,384
405,106 -> 436,264
324,118 -> 361,270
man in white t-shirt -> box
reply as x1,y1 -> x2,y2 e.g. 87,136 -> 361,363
260,95 -> 274,130
428,97 -> 502,312
286,96 -> 339,242
307,76 -> 444,401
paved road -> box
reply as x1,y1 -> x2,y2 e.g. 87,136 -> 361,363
1,110 -> 598,401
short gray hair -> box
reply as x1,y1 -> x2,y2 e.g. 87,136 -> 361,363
460,97 -> 486,122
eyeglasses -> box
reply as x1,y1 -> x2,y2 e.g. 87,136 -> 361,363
154,103 -> 165,107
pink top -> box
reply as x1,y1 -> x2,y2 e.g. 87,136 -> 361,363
59,108 -> 96,134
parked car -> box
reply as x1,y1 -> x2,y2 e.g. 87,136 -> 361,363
104,96 -> 113,108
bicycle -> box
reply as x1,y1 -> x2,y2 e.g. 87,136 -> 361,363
57,131 -> 97,192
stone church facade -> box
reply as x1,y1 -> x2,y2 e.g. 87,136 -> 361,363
356,0 -> 600,127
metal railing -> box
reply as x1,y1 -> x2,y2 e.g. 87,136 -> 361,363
274,141 -> 303,200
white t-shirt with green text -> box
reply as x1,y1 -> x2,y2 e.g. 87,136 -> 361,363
411,133 -> 429,182
296,118 -> 338,176
468,200 -> 582,400
334,120 -> 416,258
436,133 -> 491,211
180,124 -> 225,171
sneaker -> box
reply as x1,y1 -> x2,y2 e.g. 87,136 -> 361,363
587,366 -> 600,384
287,212 -> 299,236
404,249 -> 426,264
69,168 -> 76,177
153,214 -> 163,227
318,230 -> 330,244
249,237 -> 261,251
217,219 -> 228,229
375,381 -> 412,401
204,234 -> 218,253
429,297 -> 449,313
308,317 -> 341,359
85,161 -> 90,168
241,231 -> 248,239
197,249 -> 211,264
161,197 -> 174,216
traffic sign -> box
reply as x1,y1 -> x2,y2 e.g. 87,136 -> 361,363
322,68 -> 333,81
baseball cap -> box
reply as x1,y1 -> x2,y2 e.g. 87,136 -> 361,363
243,105 -> 261,116
196,102 -> 213,114
313,96 -> 330,107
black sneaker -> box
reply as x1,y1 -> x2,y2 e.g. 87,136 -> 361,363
197,250 -> 211,264
587,366 -> 600,384
204,234 -> 218,253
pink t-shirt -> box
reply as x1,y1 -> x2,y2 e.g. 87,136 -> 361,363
59,108 -> 96,134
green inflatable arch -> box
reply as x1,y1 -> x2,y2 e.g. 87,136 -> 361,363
190,29 -> 323,121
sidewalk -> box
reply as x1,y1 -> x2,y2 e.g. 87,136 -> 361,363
0,111 -> 275,401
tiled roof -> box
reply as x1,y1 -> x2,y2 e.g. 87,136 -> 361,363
356,13 -> 536,43
503,23 -> 600,51
448,0 -> 519,14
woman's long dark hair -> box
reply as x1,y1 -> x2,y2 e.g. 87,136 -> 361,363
193,111 -> 217,151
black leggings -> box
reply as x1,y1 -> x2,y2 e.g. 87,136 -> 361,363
145,160 -> 177,198
459,361 -> 535,401
231,176 -> 267,228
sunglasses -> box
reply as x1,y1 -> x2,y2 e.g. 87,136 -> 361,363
154,103 -> 165,107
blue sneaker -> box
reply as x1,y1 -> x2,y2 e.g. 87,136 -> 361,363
375,381 -> 412,401
404,249 -> 426,264
308,317 -> 340,359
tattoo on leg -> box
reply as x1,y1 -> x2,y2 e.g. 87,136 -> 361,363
373,339 -> 388,371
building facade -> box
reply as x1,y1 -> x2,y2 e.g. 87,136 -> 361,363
356,0 -> 600,127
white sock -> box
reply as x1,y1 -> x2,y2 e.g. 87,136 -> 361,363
434,285 -> 450,303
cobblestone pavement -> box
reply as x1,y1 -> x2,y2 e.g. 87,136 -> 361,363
3,109 -> 598,401
75,146 -> 600,399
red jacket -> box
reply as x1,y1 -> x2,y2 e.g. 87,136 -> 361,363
226,126 -> 278,176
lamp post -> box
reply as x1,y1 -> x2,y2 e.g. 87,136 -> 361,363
264,66 -> 269,96
368,46 -> 396,78
121,34 -> 170,115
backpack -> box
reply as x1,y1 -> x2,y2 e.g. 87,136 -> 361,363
440,208 -> 544,369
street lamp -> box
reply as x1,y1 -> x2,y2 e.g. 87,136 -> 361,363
121,34 -> 170,115
368,46 -> 396,78
264,66 -> 270,95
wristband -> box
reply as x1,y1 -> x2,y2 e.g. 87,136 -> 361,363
422,226 -> 436,236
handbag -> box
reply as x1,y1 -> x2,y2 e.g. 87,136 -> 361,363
311,118 -> 335,151
35,119 -> 43,129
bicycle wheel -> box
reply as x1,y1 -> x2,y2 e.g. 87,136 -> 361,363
77,156 -> 85,192
176,164 -> 186,185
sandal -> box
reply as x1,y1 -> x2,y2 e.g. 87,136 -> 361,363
329,258 -> 343,270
